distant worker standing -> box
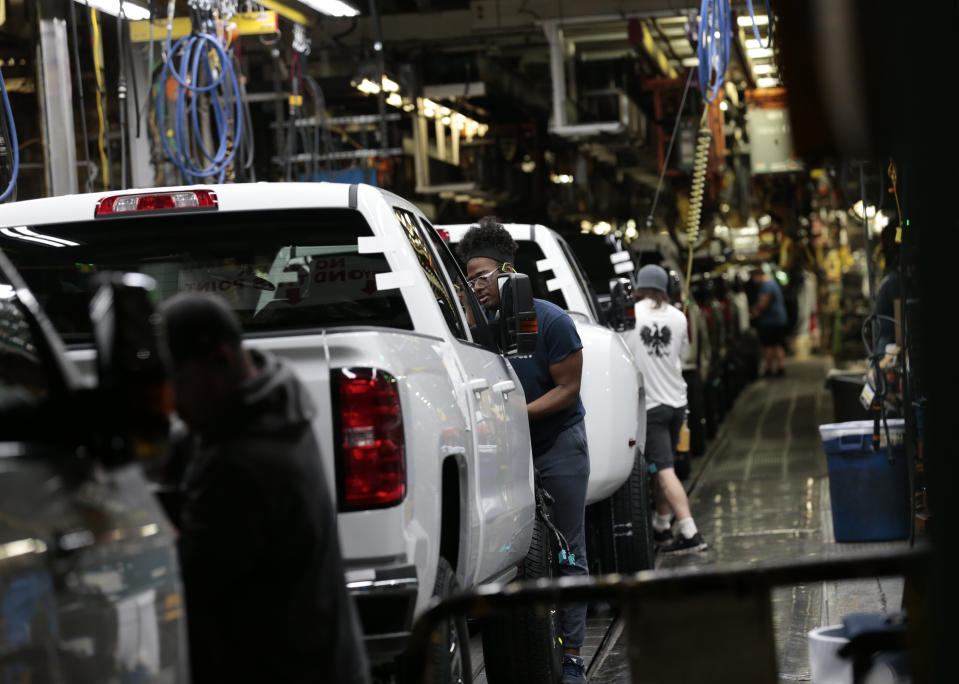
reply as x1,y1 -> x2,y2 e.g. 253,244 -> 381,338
751,267 -> 789,377
457,218 -> 591,684
162,293 -> 370,684
625,265 -> 707,554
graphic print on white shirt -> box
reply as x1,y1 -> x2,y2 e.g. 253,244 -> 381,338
640,322 -> 672,358
624,299 -> 689,410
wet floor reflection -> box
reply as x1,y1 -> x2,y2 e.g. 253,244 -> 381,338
589,358 -> 904,683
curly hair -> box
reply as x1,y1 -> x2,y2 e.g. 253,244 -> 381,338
456,216 -> 518,265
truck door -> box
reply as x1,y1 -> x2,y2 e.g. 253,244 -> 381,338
396,210 -> 533,585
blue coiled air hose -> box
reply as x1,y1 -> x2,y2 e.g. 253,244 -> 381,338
157,29 -> 243,183
697,0 -> 731,103
746,0 -> 773,49
0,67 -> 19,202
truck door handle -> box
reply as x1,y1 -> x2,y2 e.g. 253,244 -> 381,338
492,380 -> 516,395
467,378 -> 490,393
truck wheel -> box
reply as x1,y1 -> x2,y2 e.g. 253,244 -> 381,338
431,558 -> 472,684
595,450 -> 655,574
481,515 -> 562,684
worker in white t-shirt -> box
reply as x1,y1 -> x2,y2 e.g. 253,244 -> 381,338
624,265 -> 708,554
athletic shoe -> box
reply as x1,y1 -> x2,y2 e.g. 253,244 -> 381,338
660,531 -> 707,554
561,654 -> 587,684
653,528 -> 673,545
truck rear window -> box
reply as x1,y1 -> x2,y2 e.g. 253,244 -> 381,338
0,208 -> 412,341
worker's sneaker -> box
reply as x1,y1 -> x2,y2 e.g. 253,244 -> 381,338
561,654 -> 587,684
660,531 -> 707,554
653,528 -> 673,546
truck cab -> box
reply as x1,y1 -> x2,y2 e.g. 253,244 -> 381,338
0,184 -> 550,678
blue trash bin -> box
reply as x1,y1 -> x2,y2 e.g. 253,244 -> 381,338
819,420 -> 911,542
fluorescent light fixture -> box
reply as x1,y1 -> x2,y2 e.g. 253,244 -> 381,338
738,14 -> 769,27
744,39 -> 762,50
299,0 -> 360,17
756,77 -> 779,88
853,200 -> 877,220
681,57 -> 699,67
79,0 -> 151,20
356,78 -> 380,95
748,47 -> 774,59
386,92 -> 402,107
550,174 -> 574,184
753,64 -> 775,75
719,100 -> 728,111
381,76 -> 400,93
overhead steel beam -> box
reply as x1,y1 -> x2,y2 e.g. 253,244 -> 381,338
327,0 -> 702,45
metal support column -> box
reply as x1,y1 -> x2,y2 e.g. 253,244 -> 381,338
543,20 -> 569,130
125,42 -> 155,188
37,0 -> 78,196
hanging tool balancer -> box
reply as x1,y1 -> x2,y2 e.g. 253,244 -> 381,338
156,1 -> 245,183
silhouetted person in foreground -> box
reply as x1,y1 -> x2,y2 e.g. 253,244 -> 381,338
163,292 -> 369,684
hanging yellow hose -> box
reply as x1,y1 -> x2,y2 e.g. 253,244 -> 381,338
91,7 -> 109,190
888,158 -> 903,243
683,107 -> 712,312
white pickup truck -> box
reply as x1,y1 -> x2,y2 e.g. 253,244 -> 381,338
0,183 -> 561,682
442,223 -> 654,574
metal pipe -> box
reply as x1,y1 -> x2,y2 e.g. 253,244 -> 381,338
368,0 -> 388,154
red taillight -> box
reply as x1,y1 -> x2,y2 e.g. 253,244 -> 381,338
95,190 -> 218,217
336,368 -> 406,510
436,228 -> 450,242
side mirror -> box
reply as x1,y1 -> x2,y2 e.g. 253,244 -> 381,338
89,272 -> 172,468
496,273 -> 537,357
607,277 -> 636,332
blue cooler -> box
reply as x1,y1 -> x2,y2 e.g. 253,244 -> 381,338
819,419 -> 911,542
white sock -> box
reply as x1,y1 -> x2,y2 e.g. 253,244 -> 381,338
652,512 -> 674,532
676,517 -> 698,539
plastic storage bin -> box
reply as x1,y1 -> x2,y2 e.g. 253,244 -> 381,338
825,370 -> 873,423
808,625 -> 852,683
819,419 -> 910,542
808,623 -> 910,683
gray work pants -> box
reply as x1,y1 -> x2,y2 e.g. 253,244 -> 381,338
534,419 -> 590,649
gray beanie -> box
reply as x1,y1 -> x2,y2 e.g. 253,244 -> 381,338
635,264 -> 669,293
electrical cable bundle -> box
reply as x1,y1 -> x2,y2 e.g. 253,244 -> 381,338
678,0 -> 734,309
156,4 -> 245,183
697,0 -> 731,104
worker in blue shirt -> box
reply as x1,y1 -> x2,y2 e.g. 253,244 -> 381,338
457,217 -> 589,684
751,267 -> 789,377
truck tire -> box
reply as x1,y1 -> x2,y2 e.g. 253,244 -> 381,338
481,515 -> 562,684
431,558 -> 472,684
684,369 -> 707,457
591,450 -> 655,574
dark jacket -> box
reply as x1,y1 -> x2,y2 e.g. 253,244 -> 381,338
177,350 -> 369,684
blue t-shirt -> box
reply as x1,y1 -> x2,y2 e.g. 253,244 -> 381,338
757,278 -> 788,327
509,299 -> 586,456
875,270 -> 901,352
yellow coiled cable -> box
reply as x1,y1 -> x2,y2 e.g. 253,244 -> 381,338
683,108 -> 712,312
